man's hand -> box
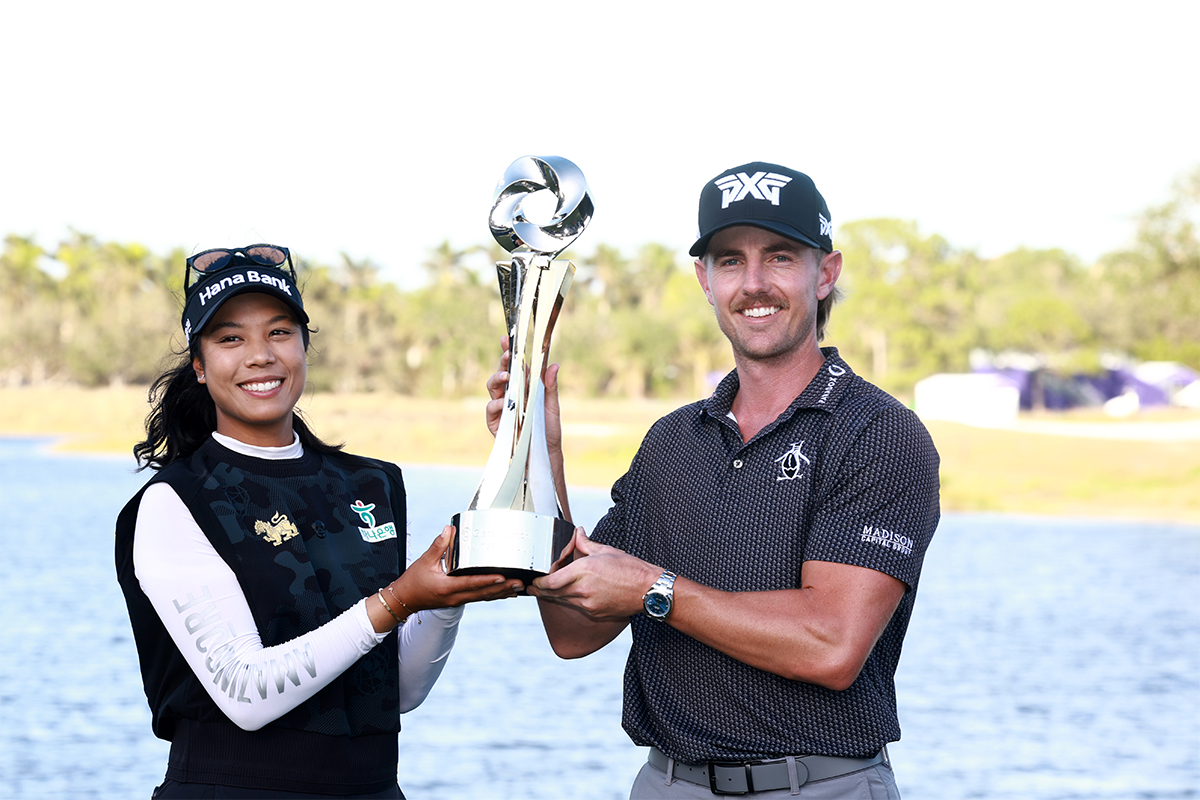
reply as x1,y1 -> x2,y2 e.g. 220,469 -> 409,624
484,335 -> 512,436
529,529 -> 659,621
485,334 -> 564,452
484,334 -> 571,519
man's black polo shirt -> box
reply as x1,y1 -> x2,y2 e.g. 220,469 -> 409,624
590,348 -> 940,762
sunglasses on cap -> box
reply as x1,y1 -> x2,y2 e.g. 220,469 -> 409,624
184,244 -> 295,291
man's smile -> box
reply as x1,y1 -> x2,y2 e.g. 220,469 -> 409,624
740,306 -> 781,319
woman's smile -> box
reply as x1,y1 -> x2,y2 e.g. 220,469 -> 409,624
239,378 -> 285,395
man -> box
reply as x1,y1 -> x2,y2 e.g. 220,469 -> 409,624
498,162 -> 940,798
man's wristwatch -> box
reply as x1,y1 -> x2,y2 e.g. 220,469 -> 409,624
642,570 -> 677,621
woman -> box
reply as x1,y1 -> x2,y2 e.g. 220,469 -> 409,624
114,244 -> 522,799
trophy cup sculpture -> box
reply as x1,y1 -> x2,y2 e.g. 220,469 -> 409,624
448,156 -> 594,581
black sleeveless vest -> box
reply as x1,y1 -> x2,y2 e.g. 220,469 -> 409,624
115,438 -> 406,793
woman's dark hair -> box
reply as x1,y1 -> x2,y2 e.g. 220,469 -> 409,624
133,327 -> 343,471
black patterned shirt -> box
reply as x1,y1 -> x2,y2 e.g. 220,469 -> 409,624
590,348 -> 940,761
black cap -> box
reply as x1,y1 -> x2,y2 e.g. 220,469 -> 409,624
689,162 -> 832,257
182,259 -> 308,345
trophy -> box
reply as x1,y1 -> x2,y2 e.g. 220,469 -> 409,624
448,156 -> 594,581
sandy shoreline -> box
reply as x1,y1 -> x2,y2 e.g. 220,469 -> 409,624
3,386 -> 1199,523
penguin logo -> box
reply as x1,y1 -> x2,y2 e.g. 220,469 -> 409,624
774,442 -> 811,482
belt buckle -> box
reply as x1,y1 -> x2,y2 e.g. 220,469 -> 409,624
707,760 -> 756,795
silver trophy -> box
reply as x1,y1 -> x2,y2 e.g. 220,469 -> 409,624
449,156 -> 594,581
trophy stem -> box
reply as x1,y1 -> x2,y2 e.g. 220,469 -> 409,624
469,255 -> 573,516
450,256 -> 575,578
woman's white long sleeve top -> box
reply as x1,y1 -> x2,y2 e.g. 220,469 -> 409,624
132,432 -> 462,731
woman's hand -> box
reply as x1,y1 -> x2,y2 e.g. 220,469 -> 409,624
406,525 -> 525,609
370,526 -> 524,632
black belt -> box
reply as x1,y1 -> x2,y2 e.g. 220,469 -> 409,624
649,746 -> 886,795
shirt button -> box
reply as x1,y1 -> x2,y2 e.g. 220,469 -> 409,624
733,459 -> 744,469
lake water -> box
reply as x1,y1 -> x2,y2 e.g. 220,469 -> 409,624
0,437 -> 1197,800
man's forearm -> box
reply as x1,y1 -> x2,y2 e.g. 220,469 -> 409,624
666,562 -> 905,690
537,597 -> 628,659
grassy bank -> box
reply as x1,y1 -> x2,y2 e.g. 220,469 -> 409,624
2,386 -> 1198,524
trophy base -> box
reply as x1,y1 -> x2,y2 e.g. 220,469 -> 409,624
449,508 -> 574,583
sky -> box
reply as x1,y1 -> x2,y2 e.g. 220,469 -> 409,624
2,0 -> 1197,287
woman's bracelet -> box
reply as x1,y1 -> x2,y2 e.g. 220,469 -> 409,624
387,585 -> 420,624
377,590 -> 405,625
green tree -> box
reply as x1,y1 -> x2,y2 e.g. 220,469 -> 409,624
53,233 -> 177,386
562,243 -> 694,398
829,219 -> 979,395
301,253 -> 409,393
399,242 -> 496,397
661,262 -> 732,397
974,248 -> 1099,371
0,235 -> 60,384
10,170 -> 1198,401
1094,165 -> 1200,368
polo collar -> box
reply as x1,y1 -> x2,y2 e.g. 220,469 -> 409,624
799,347 -> 856,410
702,347 -> 856,423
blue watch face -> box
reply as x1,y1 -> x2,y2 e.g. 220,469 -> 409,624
645,593 -> 671,618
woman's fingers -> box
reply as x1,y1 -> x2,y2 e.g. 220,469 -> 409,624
440,573 -> 525,605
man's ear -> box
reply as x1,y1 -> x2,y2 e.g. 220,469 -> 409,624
816,250 -> 843,301
694,259 -> 715,306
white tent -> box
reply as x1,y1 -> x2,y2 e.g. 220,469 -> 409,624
914,373 -> 1020,427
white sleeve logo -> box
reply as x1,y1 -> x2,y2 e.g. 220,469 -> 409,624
861,525 -> 913,555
